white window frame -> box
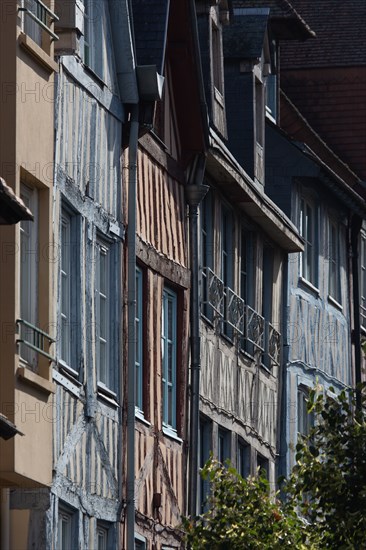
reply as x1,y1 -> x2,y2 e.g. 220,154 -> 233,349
297,385 -> 314,438
161,287 -> 178,432
299,196 -> 318,286
60,211 -> 71,366
238,438 -> 251,478
59,206 -> 81,376
96,238 -> 111,389
83,0 -> 103,78
23,0 -> 43,47
218,427 -> 231,465
221,204 -> 234,339
328,218 -> 341,304
135,533 -> 147,549
135,267 -> 144,412
257,453 -> 269,479
57,506 -> 77,550
20,183 -> 38,369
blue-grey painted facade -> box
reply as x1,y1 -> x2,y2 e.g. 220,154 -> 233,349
265,123 -> 358,476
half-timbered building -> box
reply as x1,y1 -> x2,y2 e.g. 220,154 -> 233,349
128,1 -> 208,547
192,1 -> 304,508
47,0 -> 130,547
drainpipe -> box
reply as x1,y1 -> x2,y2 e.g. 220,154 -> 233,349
126,104 -> 139,550
185,159 -> 208,518
350,214 -> 362,409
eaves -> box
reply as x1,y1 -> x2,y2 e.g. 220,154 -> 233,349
207,128 -> 304,253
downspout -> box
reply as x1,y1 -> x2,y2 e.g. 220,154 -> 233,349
279,253 -> 290,481
350,214 -> 362,409
126,104 -> 139,550
107,1 -> 139,547
185,161 -> 208,518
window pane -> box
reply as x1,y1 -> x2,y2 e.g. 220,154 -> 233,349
162,289 -> 177,428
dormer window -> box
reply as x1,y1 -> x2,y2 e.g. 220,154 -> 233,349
266,73 -> 277,120
210,7 -> 227,138
212,23 -> 224,97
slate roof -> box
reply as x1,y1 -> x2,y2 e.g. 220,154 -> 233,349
232,0 -> 314,39
131,0 -> 169,72
223,12 -> 269,59
281,0 -> 366,68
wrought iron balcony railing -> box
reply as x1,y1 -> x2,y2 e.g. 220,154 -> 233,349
16,319 -> 55,361
202,267 -> 224,318
225,286 -> 245,334
201,267 -> 280,366
268,322 -> 281,365
245,305 -> 265,352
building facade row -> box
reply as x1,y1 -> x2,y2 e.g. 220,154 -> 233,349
0,1 -> 365,549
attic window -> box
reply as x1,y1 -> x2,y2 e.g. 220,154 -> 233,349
212,23 -> 224,95
255,78 -> 264,146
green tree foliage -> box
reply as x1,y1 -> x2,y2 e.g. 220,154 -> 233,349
287,385 -> 366,549
183,457 -> 321,549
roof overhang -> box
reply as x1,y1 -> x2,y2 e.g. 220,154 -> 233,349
0,178 -> 33,225
207,129 -> 304,252
0,414 -> 24,440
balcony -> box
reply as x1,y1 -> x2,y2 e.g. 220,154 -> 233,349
16,319 -> 55,362
19,0 -> 59,45
201,267 -> 281,367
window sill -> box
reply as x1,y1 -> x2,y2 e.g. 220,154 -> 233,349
162,425 -> 183,444
18,32 -> 58,73
135,409 -> 151,427
17,366 -> 55,395
83,63 -> 106,88
299,276 -> 320,296
97,383 -> 119,408
58,360 -> 80,381
327,295 -> 343,312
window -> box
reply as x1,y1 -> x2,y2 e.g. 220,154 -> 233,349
83,0 -> 103,77
24,0 -> 42,46
135,537 -> 146,550
218,428 -> 231,465
135,267 -> 144,411
257,453 -> 269,479
212,23 -> 223,95
222,205 -> 234,338
255,78 -> 264,147
161,288 -> 177,430
266,73 -> 277,120
97,525 -> 107,550
328,219 -> 341,303
60,208 -> 80,372
238,439 -> 251,478
240,229 -> 250,306
57,507 -> 77,550
96,239 -> 111,388
299,197 -> 317,285
96,522 -> 114,550
201,190 -> 214,321
22,0 -> 57,53
20,184 -> 38,368
199,417 -> 212,512
297,386 -> 314,438
360,232 -> 366,330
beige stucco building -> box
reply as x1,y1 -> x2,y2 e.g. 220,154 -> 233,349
0,2 -> 57,548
